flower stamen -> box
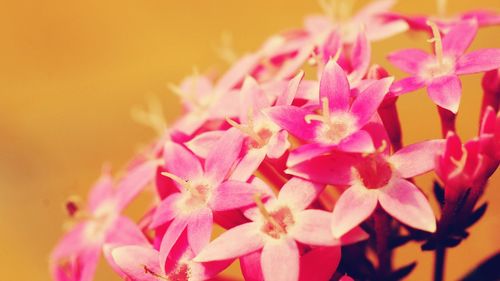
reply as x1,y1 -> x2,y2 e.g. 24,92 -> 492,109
305,97 -> 331,124
427,21 -> 444,67
161,172 -> 201,198
226,108 -> 266,147
253,193 -> 286,234
143,265 -> 169,280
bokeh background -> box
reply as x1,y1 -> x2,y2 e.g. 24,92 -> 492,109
1,0 -> 499,280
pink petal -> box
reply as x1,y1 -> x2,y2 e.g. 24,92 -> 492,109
261,238 -> 300,281
163,141 -> 203,183
293,209 -> 336,246
111,246 -> 161,281
115,160 -> 158,211
276,70 -> 304,106
278,177 -> 324,211
50,224 -> 84,262
188,207 -> 213,254
78,248 -> 102,281
443,19 -> 478,57
102,244 -> 129,279
287,143 -> 334,167
194,222 -> 264,262
267,130 -> 290,159
240,251 -> 264,281
331,186 -> 379,238
87,171 -> 114,212
239,76 -> 270,123
150,193 -> 182,228
456,49 -> 500,75
338,130 -> 375,153
320,59 -> 351,112
351,77 -> 393,127
427,75 -> 462,113
299,246 -> 340,281
185,130 -> 224,159
321,31 -> 341,64
105,217 -> 149,246
215,54 -> 260,93
264,105 -> 319,141
387,49 -> 430,75
379,179 -> 436,232
211,181 -> 260,211
229,147 -> 267,182
275,43 -> 315,80
349,31 -> 371,84
286,153 -> 358,186
339,227 -> 370,245
390,76 -> 426,95
389,139 -> 445,178
205,128 -> 244,184
159,217 -> 189,268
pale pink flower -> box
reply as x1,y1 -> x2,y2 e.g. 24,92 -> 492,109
194,177 -> 367,281
150,129 -> 265,269
266,59 -> 393,166
331,140 -> 444,237
50,163 -> 156,281
388,19 -> 500,113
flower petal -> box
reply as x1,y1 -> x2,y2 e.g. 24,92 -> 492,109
229,147 -> 267,182
387,49 -> 430,75
456,48 -> 500,75
339,227 -> 370,245
205,128 -> 244,184
150,193 -> 182,228
427,75 -> 462,113
188,207 -> 213,254
349,31 -> 371,84
379,179 -> 436,233
211,181 -> 261,211
105,217 -> 149,246
338,130 -> 375,153
390,76 -> 426,95
320,59 -> 351,112
87,171 -> 114,212
261,238 -> 300,281
278,177 -> 324,211
331,186 -> 379,238
299,246 -> 340,281
115,160 -> 158,211
194,222 -> 264,262
215,54 -> 260,93
293,209 -> 336,246
389,139 -> 445,178
163,141 -> 203,182
443,19 -> 478,57
264,105 -> 319,141
111,246 -> 161,281
240,251 -> 264,281
351,77 -> 394,128
267,130 -> 291,159
276,70 -> 304,106
159,217 -> 189,268
185,130 -> 224,159
287,143 -> 334,167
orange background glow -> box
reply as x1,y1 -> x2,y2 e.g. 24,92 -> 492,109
0,1 -> 499,280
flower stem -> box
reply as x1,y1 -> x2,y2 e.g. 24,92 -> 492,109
374,210 -> 392,280
437,106 -> 456,137
434,246 -> 446,281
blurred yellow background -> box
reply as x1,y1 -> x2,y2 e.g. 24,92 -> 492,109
0,0 -> 499,280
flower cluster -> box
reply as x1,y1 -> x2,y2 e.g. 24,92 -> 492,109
50,1 -> 500,280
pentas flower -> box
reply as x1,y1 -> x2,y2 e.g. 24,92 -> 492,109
50,163 -> 156,281
331,139 -> 444,237
266,59 -> 393,166
150,129 -> 265,269
108,233 -> 230,281
388,19 -> 500,113
194,177 -> 368,281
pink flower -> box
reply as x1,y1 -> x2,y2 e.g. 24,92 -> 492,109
50,163 -> 156,281
266,59 -> 393,166
194,177 -> 368,281
151,129 -> 265,269
107,232 -> 230,281
331,140 -> 444,237
388,19 -> 500,113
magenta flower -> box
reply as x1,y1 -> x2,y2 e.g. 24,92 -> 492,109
194,177 -> 368,281
388,19 -> 500,113
331,140 -> 444,237
50,162 -> 156,281
266,59 -> 393,166
150,129 -> 266,268
107,232 -> 230,281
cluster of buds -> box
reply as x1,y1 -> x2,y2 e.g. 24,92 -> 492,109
50,1 -> 500,280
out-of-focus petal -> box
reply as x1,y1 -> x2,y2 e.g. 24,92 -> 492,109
387,49 -> 430,75
442,19 -> 478,57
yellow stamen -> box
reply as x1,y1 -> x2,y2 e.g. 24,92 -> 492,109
305,97 -> 331,124
427,21 -> 444,66
450,147 -> 468,170
253,193 -> 285,233
161,172 -> 200,197
226,111 -> 266,147
213,31 -> 238,64
362,140 -> 388,158
131,97 -> 167,136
